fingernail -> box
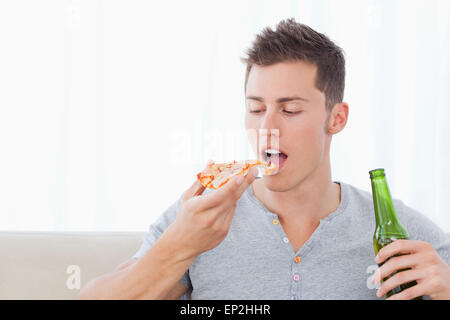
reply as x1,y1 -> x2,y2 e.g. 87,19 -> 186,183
235,175 -> 244,185
375,255 -> 380,263
252,167 -> 259,177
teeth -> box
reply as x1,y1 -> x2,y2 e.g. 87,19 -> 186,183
264,149 -> 281,163
265,149 -> 280,155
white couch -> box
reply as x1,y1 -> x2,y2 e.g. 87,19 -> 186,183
0,231 -> 146,300
2,231 -> 449,300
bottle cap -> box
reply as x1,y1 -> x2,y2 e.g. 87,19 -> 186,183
369,168 -> 385,178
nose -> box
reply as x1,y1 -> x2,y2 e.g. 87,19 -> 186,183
260,109 -> 281,137
259,110 -> 280,152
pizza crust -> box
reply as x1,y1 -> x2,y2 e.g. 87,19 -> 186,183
197,160 -> 276,189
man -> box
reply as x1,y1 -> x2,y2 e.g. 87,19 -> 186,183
78,18 -> 450,300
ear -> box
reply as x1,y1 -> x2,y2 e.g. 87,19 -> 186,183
327,102 -> 349,134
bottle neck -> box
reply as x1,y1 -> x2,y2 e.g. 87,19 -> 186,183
370,175 -> 406,236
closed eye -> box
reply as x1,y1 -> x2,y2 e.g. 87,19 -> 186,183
284,110 -> 301,115
248,109 -> 302,115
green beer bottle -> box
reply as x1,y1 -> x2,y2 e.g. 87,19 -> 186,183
369,168 -> 423,299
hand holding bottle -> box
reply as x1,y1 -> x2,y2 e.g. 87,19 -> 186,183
373,239 -> 450,300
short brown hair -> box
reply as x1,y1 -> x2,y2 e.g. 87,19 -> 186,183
241,18 -> 345,112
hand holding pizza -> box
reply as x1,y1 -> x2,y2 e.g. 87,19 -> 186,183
373,239 -> 450,300
167,160 -> 259,260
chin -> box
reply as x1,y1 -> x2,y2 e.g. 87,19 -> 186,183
261,175 -> 295,193
262,166 -> 312,193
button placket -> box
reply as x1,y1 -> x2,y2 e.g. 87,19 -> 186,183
270,214 -> 293,256
292,258 -> 300,283
268,212 -> 303,300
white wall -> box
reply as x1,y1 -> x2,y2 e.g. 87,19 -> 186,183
0,0 -> 449,232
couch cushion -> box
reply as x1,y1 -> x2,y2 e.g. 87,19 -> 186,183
0,231 -> 145,299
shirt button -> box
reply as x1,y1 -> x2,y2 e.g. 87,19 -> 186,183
283,237 -> 289,243
272,219 -> 279,225
294,256 -> 301,263
293,274 -> 300,282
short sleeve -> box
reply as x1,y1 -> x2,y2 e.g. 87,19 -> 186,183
394,199 -> 450,265
132,197 -> 193,295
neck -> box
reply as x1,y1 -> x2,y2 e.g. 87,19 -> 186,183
252,153 -> 341,224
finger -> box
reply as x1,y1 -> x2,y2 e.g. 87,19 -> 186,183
196,174 -> 246,210
373,253 -> 420,285
375,240 -> 424,264
386,282 -> 427,300
209,168 -> 256,221
235,166 -> 259,197
223,166 -> 258,206
181,180 -> 206,203
376,268 -> 425,298
197,167 -> 258,211
182,160 -> 214,202
219,203 -> 237,226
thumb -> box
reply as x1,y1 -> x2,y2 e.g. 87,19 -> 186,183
181,160 -> 214,203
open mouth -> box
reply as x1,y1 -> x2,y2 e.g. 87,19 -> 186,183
262,149 -> 288,171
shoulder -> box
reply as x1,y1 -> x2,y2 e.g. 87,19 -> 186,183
341,181 -> 450,261
148,197 -> 181,235
393,199 -> 450,264
337,181 -> 375,224
340,181 -> 373,211
392,199 -> 448,242
342,181 -> 447,237
149,187 -> 217,235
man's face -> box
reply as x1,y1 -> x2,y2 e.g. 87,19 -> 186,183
245,61 -> 331,192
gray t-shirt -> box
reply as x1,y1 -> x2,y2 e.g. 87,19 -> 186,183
133,181 -> 450,300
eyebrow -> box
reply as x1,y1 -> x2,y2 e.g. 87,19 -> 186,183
245,96 -> 310,103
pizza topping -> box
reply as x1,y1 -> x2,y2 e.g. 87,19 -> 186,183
197,160 -> 276,189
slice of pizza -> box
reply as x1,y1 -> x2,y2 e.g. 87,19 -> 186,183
197,160 -> 276,190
